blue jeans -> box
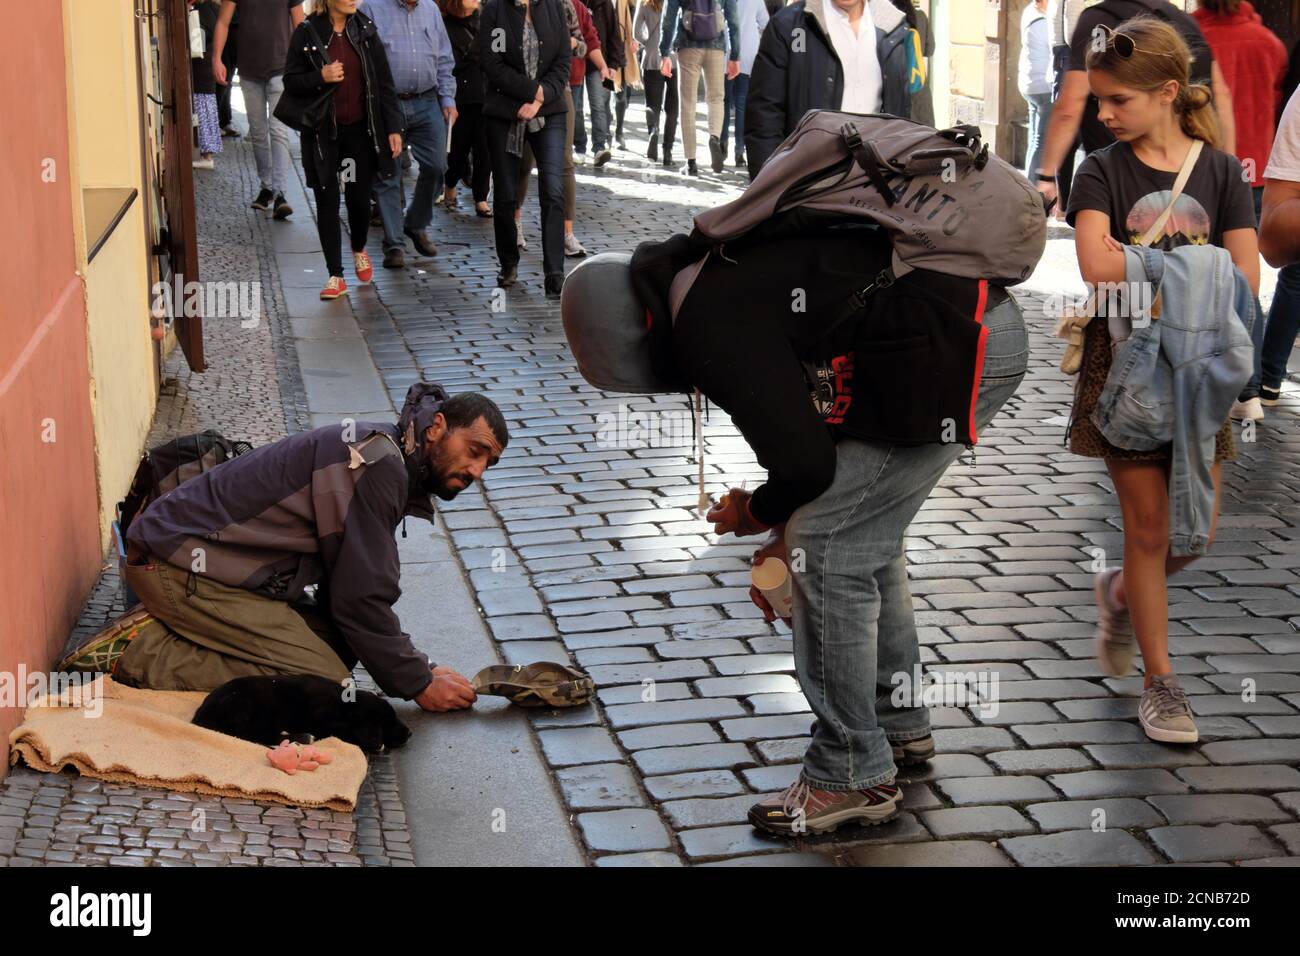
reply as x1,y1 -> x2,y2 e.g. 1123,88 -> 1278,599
1024,90 -> 1053,182
1261,262 -> 1300,390
375,93 -> 448,251
584,69 -> 610,151
486,114 -> 566,278
721,73 -> 752,157
784,297 -> 1029,790
241,75 -> 292,194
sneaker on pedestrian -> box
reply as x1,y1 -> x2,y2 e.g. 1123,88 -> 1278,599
891,734 -> 935,766
563,232 -> 587,258
272,193 -> 293,220
1094,567 -> 1136,677
221,125 -> 241,138
749,776 -> 901,835
544,273 -> 565,297
251,187 -> 275,211
383,247 -> 405,269
1230,397 -> 1264,422
708,134 -> 724,173
1139,673 -> 1198,744
735,151 -> 746,168
404,229 -> 438,257
594,147 -> 612,167
616,135 -> 627,151
516,221 -> 527,249
662,146 -> 673,168
1260,384 -> 1282,406
320,276 -> 348,300
647,130 -> 659,162
683,159 -> 699,176
354,250 -> 374,283
497,264 -> 518,288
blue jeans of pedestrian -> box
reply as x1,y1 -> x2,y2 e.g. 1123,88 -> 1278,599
486,113 -> 566,279
584,69 -> 610,151
241,75 -> 292,194
1024,90 -> 1053,182
721,73 -> 752,158
784,297 -> 1028,790
375,93 -> 448,251
1261,262 -> 1300,390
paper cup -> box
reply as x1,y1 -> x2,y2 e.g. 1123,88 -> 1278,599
751,557 -> 794,619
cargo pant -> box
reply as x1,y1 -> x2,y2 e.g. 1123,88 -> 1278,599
114,552 -> 354,692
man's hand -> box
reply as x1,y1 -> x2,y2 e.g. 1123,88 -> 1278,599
706,487 -> 769,537
322,61 -> 346,84
443,105 -> 458,128
749,530 -> 790,623
389,133 -> 403,158
415,665 -> 477,712
215,60 -> 228,86
660,56 -> 673,78
1035,173 -> 1058,214
517,100 -> 541,121
726,59 -> 740,81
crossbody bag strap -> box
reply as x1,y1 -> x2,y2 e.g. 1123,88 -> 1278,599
1137,139 -> 1203,248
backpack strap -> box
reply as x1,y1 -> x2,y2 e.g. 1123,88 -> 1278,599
841,124 -> 897,207
822,267 -> 896,339
1137,140 -> 1202,248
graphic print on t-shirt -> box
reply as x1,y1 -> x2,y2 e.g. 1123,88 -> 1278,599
1124,191 -> 1212,249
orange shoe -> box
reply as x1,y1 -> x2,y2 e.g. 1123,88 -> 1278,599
354,250 -> 373,283
320,276 -> 347,300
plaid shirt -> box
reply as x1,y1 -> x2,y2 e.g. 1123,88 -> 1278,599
365,0 -> 457,109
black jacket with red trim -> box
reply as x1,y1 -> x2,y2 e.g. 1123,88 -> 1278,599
647,220 -> 1002,526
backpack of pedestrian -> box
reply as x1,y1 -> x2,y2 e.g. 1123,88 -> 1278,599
658,0 -> 740,175
1063,17 -> 1260,746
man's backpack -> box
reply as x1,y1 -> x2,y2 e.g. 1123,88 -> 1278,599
686,111 -> 1047,295
116,430 -> 254,542
1095,0 -> 1212,88
681,0 -> 722,42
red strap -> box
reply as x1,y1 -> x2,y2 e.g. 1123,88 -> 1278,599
966,280 -> 989,445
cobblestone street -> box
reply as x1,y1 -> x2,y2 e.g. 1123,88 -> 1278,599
5,95 -> 1300,868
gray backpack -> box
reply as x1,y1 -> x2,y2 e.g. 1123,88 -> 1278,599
692,112 -> 1047,287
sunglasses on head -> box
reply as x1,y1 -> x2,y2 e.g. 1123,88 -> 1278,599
1097,24 -> 1181,60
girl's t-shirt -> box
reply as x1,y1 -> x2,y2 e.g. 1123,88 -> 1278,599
1066,139 -> 1256,249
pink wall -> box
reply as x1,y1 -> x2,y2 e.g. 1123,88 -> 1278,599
0,2 -> 104,775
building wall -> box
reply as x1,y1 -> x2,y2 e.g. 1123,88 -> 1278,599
0,0 -> 104,774
66,0 -> 159,541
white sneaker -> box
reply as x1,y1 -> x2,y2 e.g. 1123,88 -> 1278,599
1230,397 -> 1264,422
515,221 -> 527,249
192,157 -> 215,170
564,232 -> 587,258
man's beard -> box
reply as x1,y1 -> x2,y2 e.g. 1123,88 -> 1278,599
426,440 -> 475,501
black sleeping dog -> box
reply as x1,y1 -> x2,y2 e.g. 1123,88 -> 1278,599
193,674 -> 412,753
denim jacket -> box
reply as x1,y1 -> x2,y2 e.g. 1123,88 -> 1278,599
1092,244 -> 1254,556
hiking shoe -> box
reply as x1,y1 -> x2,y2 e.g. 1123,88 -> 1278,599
1230,397 -> 1265,422
892,734 -> 935,766
272,193 -> 293,220
564,232 -> 587,258
404,229 -> 438,257
1260,384 -> 1281,406
708,134 -> 724,173
251,187 -> 275,210
749,777 -> 901,835
1094,568 -> 1136,677
59,606 -> 160,674
354,250 -> 374,283
383,246 -> 405,269
1140,673 -> 1198,743
516,221 -> 527,249
593,148 -> 612,167
320,276 -> 347,300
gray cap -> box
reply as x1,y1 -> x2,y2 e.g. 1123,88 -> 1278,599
560,253 -> 678,394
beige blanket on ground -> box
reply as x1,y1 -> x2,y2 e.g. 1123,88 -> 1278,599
7,676 -> 367,811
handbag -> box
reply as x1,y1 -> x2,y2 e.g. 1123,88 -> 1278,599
1057,139 -> 1202,374
273,35 -> 336,133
